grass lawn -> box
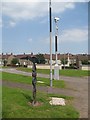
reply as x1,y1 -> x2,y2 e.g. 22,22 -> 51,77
60,69 -> 89,77
2,86 -> 79,118
0,71 -> 2,80
2,72 -> 66,88
0,86 -> 2,118
16,67 -> 89,77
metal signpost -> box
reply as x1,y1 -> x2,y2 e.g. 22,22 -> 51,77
32,62 -> 37,105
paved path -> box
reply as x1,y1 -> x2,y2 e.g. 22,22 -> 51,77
0,68 -> 89,118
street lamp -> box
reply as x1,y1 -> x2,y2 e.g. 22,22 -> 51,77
54,17 -> 60,80
64,53 -> 65,69
54,17 -> 59,64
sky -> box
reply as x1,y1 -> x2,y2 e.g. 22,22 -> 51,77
0,0 -> 88,55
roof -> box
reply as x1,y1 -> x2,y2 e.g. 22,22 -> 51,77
0,53 -> 90,61
44,53 -> 76,60
16,54 -> 35,59
0,54 -> 16,59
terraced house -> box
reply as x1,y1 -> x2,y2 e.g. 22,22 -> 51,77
0,53 -> 90,70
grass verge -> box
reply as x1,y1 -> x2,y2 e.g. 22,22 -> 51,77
16,67 -> 89,77
2,86 -> 79,118
2,72 -> 66,88
0,86 -> 2,118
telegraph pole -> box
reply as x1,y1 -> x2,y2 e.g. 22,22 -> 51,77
49,0 -> 52,87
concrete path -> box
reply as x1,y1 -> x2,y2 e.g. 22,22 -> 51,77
0,68 -> 89,118
1,68 -> 88,81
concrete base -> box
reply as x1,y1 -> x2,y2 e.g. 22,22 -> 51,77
59,65 -> 62,70
54,64 -> 59,80
49,97 -> 66,106
28,101 -> 43,107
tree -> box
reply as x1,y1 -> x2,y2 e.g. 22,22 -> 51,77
3,59 -> 7,66
81,60 -> 90,65
11,58 -> 19,65
36,54 -> 46,64
61,58 -> 68,65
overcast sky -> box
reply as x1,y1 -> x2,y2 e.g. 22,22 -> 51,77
0,0 -> 88,54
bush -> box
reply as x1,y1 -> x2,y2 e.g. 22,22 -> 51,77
82,60 -> 90,65
36,53 -> 46,64
62,66 -> 77,69
11,58 -> 19,65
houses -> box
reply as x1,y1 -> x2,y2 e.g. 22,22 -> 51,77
44,53 -> 76,67
44,54 -> 61,65
0,53 -> 33,66
16,53 -> 34,66
0,53 -> 16,66
0,53 -> 90,70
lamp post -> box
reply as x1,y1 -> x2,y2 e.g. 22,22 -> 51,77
54,17 -> 60,80
64,53 -> 65,69
54,17 -> 59,64
49,0 -> 52,87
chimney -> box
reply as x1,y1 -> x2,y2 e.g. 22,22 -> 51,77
31,52 -> 33,55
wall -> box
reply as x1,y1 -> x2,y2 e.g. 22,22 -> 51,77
7,55 -> 15,65
27,64 -> 62,69
81,65 -> 90,70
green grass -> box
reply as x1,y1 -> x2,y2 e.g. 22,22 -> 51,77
0,86 -> 2,118
17,67 -> 89,77
0,72 -> 2,80
2,86 -> 79,118
2,72 -> 66,88
60,69 -> 89,77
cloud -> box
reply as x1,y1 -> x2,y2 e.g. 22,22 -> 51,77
0,17 -> 2,28
60,27 -> 88,42
28,38 -> 33,43
2,2 -> 75,26
2,2 -> 47,21
9,21 -> 16,27
52,2 -> 75,14
2,0 -> 89,2
42,27 -> 88,45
